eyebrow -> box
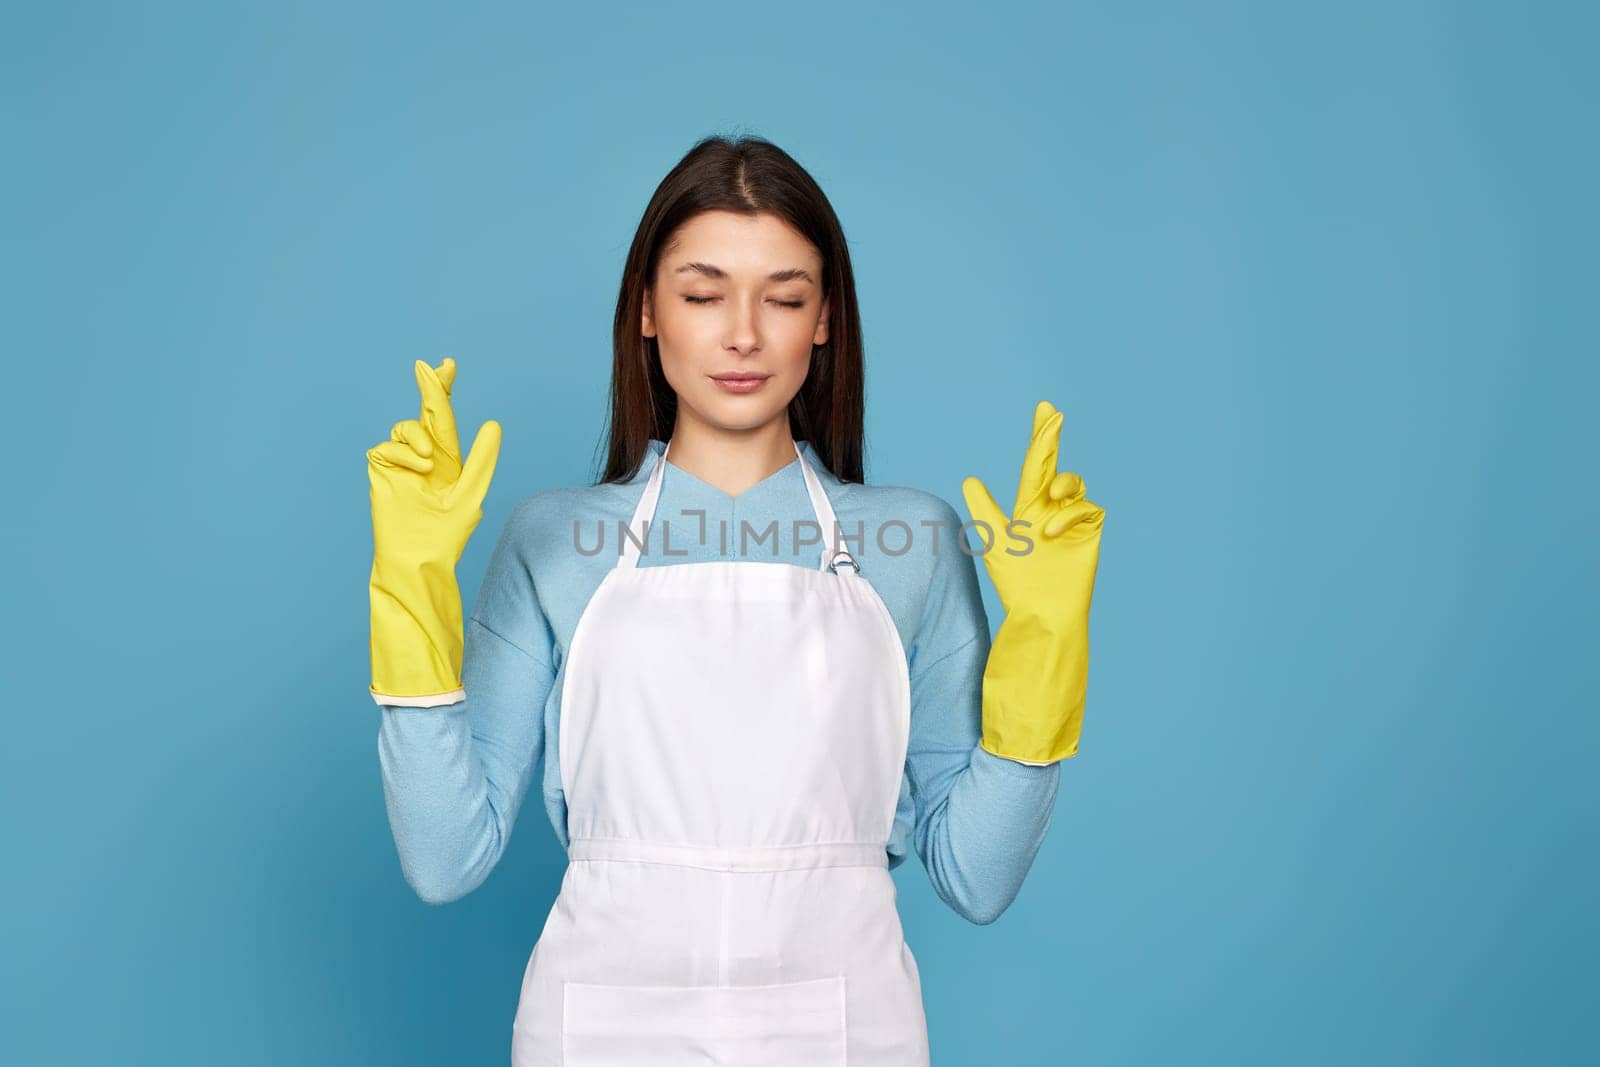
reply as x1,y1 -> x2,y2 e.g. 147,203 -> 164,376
672,261 -> 816,285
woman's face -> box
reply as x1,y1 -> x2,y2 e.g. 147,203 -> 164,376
643,210 -> 829,436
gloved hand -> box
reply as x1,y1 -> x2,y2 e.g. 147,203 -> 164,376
961,400 -> 1105,764
367,357 -> 502,706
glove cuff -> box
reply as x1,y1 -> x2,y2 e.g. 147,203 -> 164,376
978,735 -> 1073,766
369,556 -> 466,706
979,612 -> 1088,764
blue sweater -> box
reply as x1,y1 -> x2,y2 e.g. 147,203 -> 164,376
376,438 -> 1062,923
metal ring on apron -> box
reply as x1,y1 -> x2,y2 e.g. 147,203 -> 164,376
825,547 -> 860,574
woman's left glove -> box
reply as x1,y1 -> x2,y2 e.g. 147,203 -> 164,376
961,400 -> 1105,764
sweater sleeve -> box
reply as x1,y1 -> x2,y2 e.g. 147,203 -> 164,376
903,500 -> 1063,925
375,499 -> 557,905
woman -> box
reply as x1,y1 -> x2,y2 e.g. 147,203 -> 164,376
366,135 -> 1105,1066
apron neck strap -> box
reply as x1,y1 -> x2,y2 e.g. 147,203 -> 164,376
617,439 -> 850,572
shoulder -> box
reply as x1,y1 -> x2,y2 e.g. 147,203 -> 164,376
840,481 -> 959,520
832,481 -> 976,561
490,481 -> 640,559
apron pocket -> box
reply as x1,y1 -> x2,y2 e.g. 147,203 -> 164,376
562,974 -> 847,1066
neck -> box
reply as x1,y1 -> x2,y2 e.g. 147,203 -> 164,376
664,415 -> 799,498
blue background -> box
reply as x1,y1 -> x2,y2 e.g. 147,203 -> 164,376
3,1 -> 1594,1063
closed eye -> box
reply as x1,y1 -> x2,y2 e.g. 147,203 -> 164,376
684,296 -> 805,308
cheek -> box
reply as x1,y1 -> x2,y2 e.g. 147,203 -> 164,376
766,309 -> 818,351
655,300 -> 706,345
777,318 -> 820,368
774,339 -> 814,377
653,303 -> 711,377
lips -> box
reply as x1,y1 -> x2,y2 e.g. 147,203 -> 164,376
709,372 -> 772,394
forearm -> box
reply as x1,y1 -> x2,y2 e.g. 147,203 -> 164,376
375,618 -> 549,904
914,744 -> 1061,925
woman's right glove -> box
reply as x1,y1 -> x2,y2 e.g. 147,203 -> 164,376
366,357 -> 502,706
961,400 -> 1105,764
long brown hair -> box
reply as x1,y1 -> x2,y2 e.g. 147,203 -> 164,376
597,134 -> 866,486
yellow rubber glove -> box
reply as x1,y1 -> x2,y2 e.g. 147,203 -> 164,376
366,357 -> 502,706
961,400 -> 1105,764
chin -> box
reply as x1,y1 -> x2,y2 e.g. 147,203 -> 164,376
687,389 -> 796,434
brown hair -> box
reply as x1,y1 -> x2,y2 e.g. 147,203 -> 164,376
596,134 -> 866,485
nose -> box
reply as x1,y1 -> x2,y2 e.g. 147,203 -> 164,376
722,297 -> 761,355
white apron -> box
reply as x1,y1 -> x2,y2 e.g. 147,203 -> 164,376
510,438 -> 928,1066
